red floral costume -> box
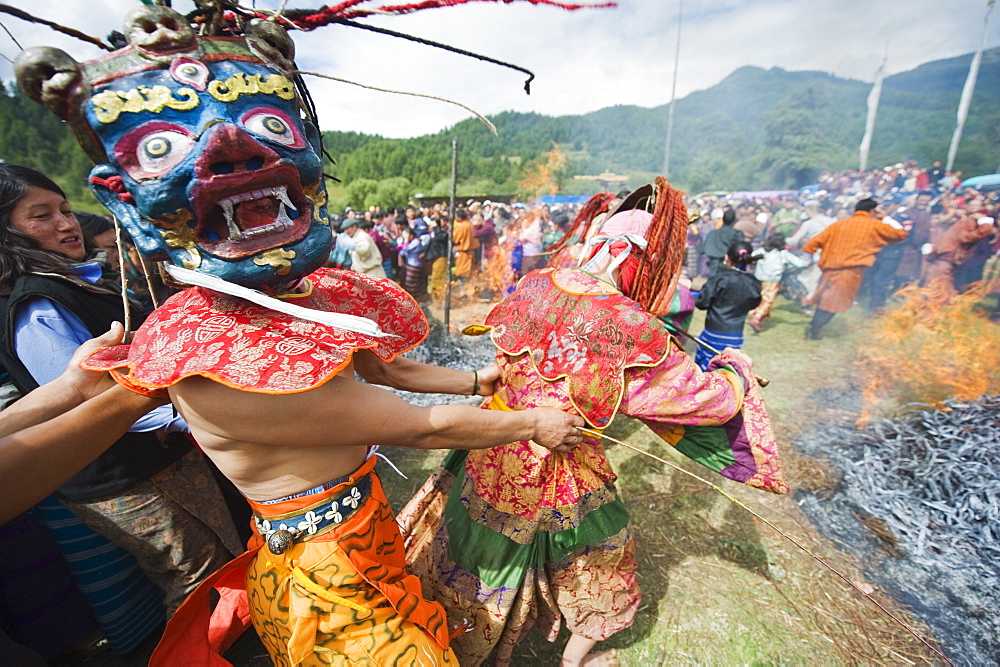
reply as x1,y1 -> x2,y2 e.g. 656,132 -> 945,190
397,268 -> 786,665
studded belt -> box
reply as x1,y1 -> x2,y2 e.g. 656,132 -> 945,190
253,473 -> 372,555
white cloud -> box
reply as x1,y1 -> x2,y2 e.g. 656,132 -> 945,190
0,0 -> 996,139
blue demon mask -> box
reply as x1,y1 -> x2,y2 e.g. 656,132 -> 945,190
15,7 -> 332,289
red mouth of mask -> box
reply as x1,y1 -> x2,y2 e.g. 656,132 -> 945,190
190,162 -> 314,259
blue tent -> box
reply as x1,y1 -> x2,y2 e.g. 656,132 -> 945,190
532,194 -> 593,206
961,174 -> 1000,190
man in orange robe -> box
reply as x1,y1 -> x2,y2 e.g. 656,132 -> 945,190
452,208 -> 480,280
802,198 -> 908,339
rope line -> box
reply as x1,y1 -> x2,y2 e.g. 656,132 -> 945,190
0,4 -> 113,50
0,17 -> 22,49
296,69 -> 497,135
111,216 -> 132,337
578,427 -> 954,666
308,16 -> 535,94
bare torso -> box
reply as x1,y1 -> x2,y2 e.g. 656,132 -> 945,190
167,352 -> 584,503
169,362 -> 369,502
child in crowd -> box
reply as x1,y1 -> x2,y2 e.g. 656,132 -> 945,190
748,233 -> 810,331
695,241 -> 762,370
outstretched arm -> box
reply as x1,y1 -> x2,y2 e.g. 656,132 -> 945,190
171,370 -> 584,452
0,385 -> 167,524
0,323 -> 125,439
353,349 -> 498,397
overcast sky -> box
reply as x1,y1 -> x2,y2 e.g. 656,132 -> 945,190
1,0 -> 997,139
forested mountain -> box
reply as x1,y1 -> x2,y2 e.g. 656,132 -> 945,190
325,47 -> 1000,205
2,48 -> 997,211
0,81 -> 102,210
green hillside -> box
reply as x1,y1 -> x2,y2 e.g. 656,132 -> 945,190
1,48 -> 997,212
0,81 -> 103,211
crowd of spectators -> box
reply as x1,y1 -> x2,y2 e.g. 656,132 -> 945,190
324,199 -> 572,302
317,159 -> 999,347
685,161 -> 1000,336
321,160 -> 999,340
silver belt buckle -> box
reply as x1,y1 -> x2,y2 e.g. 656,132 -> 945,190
267,528 -> 299,555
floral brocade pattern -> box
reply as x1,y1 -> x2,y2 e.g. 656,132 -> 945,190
728,380 -> 788,493
465,428 -> 616,524
459,468 -> 621,542
396,269 -> 787,666
486,268 -> 672,427
397,466 -> 639,667
83,268 -> 428,393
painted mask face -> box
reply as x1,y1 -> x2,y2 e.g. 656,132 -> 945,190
85,58 -> 331,287
15,10 -> 332,289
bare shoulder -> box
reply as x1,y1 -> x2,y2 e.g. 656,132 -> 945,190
169,368 -> 425,450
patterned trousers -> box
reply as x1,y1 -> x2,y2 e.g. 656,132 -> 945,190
62,449 -> 243,614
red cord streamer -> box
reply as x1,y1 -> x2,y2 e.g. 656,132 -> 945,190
545,191 -> 616,253
631,177 -> 689,317
284,0 -> 616,28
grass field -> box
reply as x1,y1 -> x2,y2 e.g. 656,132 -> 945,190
380,294 -> 946,666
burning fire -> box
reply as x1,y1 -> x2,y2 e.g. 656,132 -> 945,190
477,240 -> 516,298
858,277 -> 1000,424
465,211 -> 544,301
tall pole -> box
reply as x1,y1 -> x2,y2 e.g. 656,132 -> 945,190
444,137 -> 457,331
859,46 -> 888,172
946,0 -> 994,172
662,0 -> 684,177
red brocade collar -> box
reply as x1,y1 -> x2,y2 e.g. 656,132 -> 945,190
486,268 -> 673,427
83,268 -> 428,394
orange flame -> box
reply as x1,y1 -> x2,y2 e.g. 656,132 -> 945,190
858,277 -> 1000,424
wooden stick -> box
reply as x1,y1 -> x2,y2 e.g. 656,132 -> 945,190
112,216 -> 132,341
667,323 -> 770,386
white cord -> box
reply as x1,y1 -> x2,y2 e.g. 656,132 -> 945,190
367,445 -> 408,479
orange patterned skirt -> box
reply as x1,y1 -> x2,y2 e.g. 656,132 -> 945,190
808,266 -> 866,313
151,457 -> 455,666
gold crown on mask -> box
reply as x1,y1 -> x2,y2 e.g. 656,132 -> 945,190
14,5 -> 299,163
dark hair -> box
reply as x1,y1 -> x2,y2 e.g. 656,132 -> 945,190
0,164 -> 78,293
726,240 -> 755,268
763,233 -> 786,252
722,208 -> 737,226
76,212 -> 115,256
855,198 -> 878,212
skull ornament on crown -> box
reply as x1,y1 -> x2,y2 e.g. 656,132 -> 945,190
14,6 -> 332,288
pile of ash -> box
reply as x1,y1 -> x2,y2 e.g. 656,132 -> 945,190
393,315 -> 497,408
795,394 -> 1000,666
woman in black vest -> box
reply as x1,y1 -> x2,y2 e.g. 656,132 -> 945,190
0,165 -> 242,654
